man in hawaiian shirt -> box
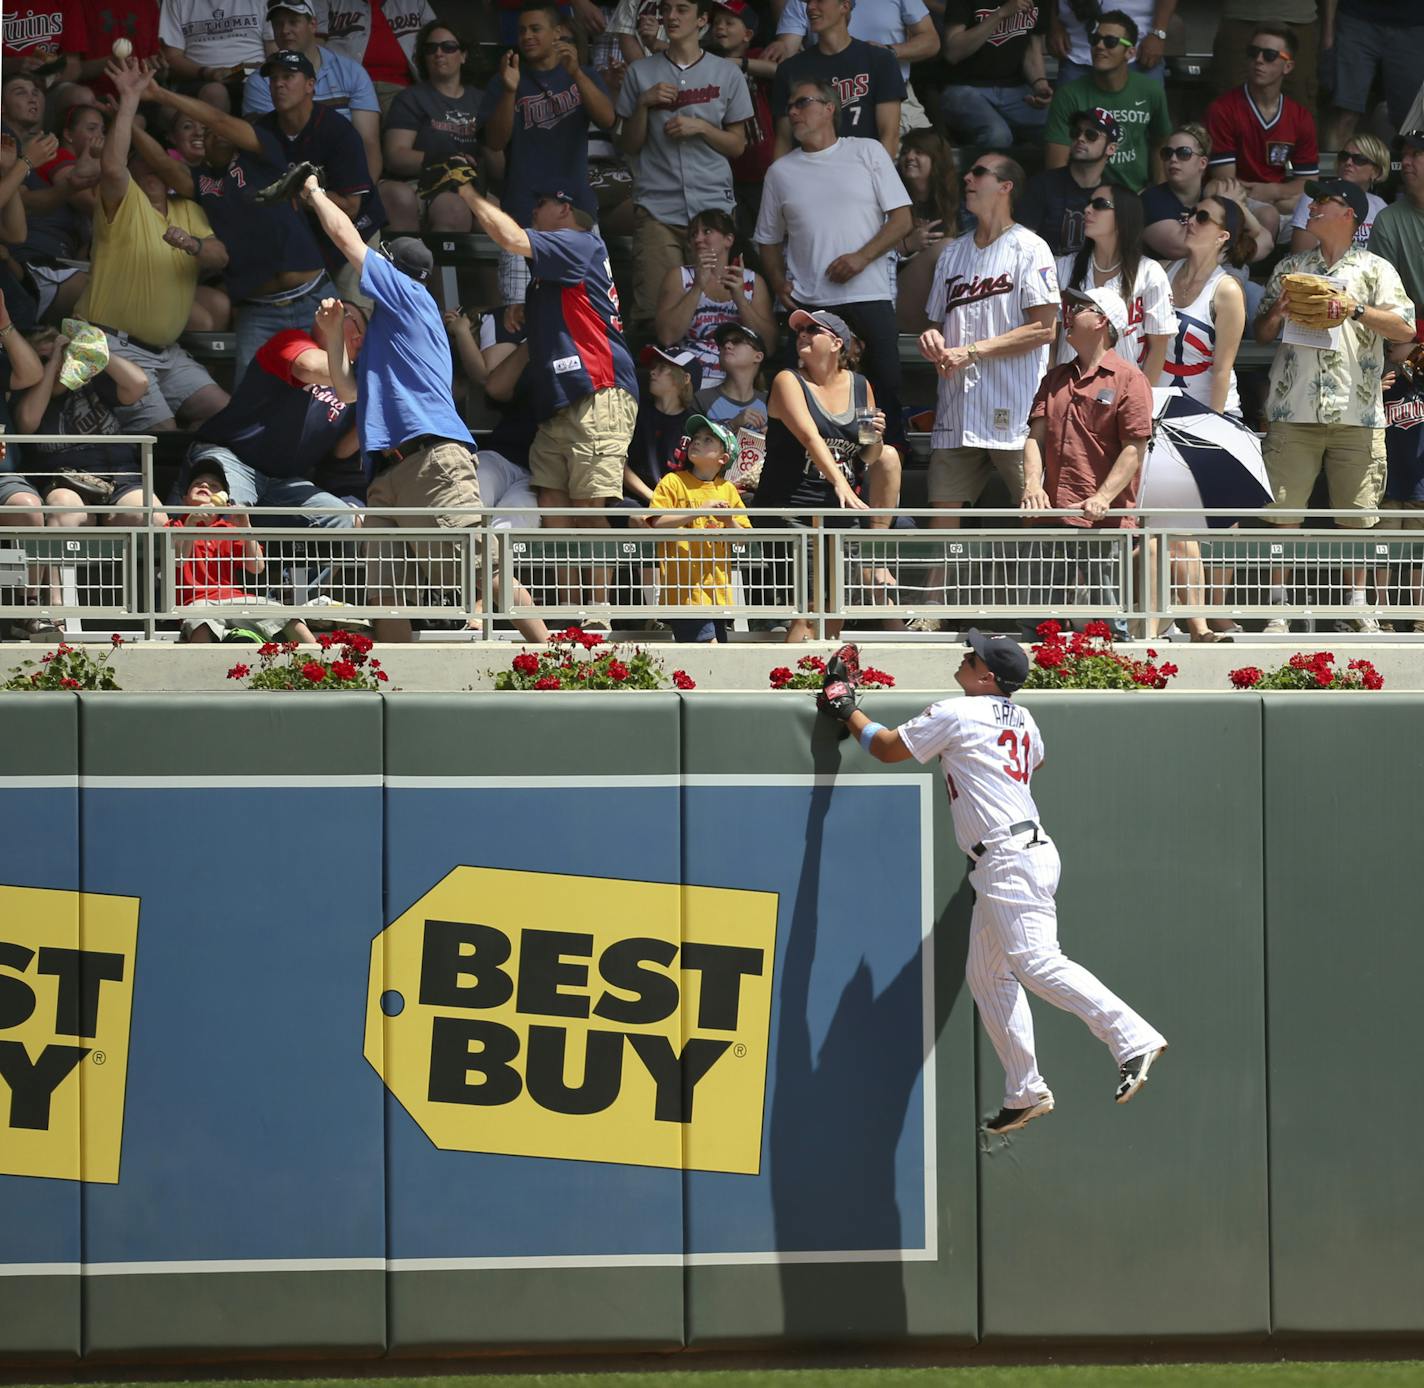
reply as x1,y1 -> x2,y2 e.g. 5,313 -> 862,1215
1253,175 -> 1415,632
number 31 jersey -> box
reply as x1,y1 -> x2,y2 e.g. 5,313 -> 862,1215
899,695 -> 1045,854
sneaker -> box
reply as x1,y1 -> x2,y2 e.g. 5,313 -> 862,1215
1262,616 -> 1291,634
906,616 -> 942,633
1115,1044 -> 1167,1104
1349,614 -> 1382,634
1413,622 -> 1424,635
983,1096 -> 1055,1134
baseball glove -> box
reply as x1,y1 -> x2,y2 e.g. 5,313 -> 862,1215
1282,272 -> 1348,329
816,642 -> 862,723
419,158 -> 480,200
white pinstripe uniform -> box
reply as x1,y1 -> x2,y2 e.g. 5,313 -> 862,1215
899,695 -> 1167,1110
927,224 -> 1059,450
1053,255 -> 1179,370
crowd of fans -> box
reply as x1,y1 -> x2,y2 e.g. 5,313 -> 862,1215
1,0 -> 1423,643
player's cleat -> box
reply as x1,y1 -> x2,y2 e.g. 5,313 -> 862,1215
254,160 -> 324,206
983,1096 -> 1054,1134
1114,1044 -> 1166,1104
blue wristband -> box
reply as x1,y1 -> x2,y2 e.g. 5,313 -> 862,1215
858,721 -> 885,752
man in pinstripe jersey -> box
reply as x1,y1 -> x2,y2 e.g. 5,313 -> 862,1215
823,630 -> 1168,1134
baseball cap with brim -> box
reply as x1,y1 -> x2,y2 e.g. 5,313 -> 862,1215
533,188 -> 594,228
380,235 -> 434,283
713,321 -> 766,351
685,415 -> 741,466
712,0 -> 753,15
1065,285 -> 1129,341
1071,106 -> 1122,145
788,308 -> 854,348
267,0 -> 317,16
1305,177 -> 1369,223
260,48 -> 316,78
964,628 -> 1030,694
1398,130 -> 1424,152
640,343 -> 704,389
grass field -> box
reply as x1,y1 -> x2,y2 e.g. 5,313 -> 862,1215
19,1367 -> 1424,1388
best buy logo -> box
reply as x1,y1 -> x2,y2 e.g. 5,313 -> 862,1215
365,867 -> 778,1173
0,886 -> 140,1184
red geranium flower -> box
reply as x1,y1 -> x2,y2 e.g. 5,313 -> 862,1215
331,659 -> 358,681
607,660 -> 629,682
512,652 -> 539,676
259,641 -> 280,657
1083,620 -> 1112,640
301,661 -> 326,682
1230,667 -> 1263,688
226,664 -> 250,680
673,669 -> 696,689
346,633 -> 374,654
769,666 -> 793,687
533,675 -> 560,690
1036,619 -> 1062,639
60,677 -> 80,689
376,669 -> 390,682
110,633 -> 123,646
1034,645 -> 1065,669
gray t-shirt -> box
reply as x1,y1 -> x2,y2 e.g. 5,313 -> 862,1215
754,137 -> 911,305
615,50 -> 754,225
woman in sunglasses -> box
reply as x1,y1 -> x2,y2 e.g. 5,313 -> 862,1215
1287,134 -> 1388,255
381,24 -> 480,234
1054,184 -> 1174,382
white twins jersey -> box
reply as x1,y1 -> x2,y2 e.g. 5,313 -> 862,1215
927,223 -> 1058,451
899,695 -> 1045,856
1054,255 -> 1178,371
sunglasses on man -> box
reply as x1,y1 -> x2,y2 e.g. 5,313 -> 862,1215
1160,144 -> 1200,161
1072,125 -> 1107,142
422,39 -> 463,53
1089,31 -> 1132,49
967,163 -> 1002,179
1244,43 -> 1288,62
788,94 -> 831,110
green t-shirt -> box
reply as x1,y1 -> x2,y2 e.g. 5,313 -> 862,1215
1043,72 -> 1174,194
1367,200 -> 1424,314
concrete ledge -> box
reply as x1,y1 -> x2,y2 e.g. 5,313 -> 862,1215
6,639 -> 1422,693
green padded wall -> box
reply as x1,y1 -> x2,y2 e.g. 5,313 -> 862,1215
0,697 -> 81,1360
1264,694 -> 1424,1334
976,695 -> 1270,1340
680,694 -> 979,1347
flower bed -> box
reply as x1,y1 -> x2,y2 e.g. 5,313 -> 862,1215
4,634 -> 125,691
1024,621 -> 1178,690
768,654 -> 895,691
495,627 -> 695,691
225,631 -> 389,690
1229,651 -> 1383,691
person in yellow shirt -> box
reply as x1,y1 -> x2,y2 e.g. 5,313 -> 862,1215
647,415 -> 752,644
77,56 -> 232,430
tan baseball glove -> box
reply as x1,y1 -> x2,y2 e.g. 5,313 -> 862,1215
1282,272 -> 1353,329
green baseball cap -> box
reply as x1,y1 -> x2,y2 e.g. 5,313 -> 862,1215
685,415 -> 740,466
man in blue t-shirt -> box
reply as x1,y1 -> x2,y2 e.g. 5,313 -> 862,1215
300,170 -> 549,644
457,180 -> 637,611
186,298 -> 365,527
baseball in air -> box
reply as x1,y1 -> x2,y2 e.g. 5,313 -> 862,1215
111,37 -> 133,59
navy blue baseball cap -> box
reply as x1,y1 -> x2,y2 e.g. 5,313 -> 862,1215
1306,177 -> 1369,223
964,628 -> 1030,693
260,48 -> 316,78
379,236 -> 433,283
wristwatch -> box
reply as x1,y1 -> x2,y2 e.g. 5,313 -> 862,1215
1351,302 -> 1366,321
1149,26 -> 1168,39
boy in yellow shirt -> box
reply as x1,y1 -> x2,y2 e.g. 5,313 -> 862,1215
648,416 -> 752,644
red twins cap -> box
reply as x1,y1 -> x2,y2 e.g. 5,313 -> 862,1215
964,629 -> 1030,693
1072,107 -> 1123,145
713,0 -> 752,14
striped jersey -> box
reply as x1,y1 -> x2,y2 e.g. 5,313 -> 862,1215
526,228 -> 639,422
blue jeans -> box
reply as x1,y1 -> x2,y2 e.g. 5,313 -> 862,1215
939,84 -> 1048,147
188,444 -> 357,529
1055,58 -> 1166,86
232,275 -> 331,389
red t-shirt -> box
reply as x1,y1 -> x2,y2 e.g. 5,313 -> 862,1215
2,0 -> 89,62
730,48 -> 774,183
362,1 -> 409,87
1206,85 -> 1319,185
77,0 -> 160,60
173,515 -> 255,604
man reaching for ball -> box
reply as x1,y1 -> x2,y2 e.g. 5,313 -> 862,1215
1253,176 -> 1415,633
818,637 -> 1168,1135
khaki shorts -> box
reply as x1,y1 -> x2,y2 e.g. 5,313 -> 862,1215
529,388 -> 637,502
364,440 -> 481,605
631,206 -> 688,324
928,446 -> 1025,506
1379,498 -> 1424,527
1262,421 -> 1385,528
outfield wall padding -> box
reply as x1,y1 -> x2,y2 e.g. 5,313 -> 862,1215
0,691 -> 1415,1360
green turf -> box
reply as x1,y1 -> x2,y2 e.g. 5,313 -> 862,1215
19,1367 -> 1423,1388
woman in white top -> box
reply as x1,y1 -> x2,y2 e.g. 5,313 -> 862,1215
1288,133 -> 1390,255
1163,194 -> 1250,418
653,207 -> 777,386
1149,194 -> 1253,642
1054,185 -> 1175,383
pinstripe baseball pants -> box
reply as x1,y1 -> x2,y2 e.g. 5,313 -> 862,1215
967,832 -> 1167,1109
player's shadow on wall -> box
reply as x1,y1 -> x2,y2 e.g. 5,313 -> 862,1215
768,720 -> 972,1342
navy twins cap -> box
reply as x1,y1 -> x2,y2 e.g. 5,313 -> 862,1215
260,48 -> 316,78
964,628 -> 1030,692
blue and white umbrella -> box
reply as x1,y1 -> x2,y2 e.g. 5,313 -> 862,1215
1140,389 -> 1273,530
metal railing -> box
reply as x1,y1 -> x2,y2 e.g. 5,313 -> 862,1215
0,429 -> 1416,640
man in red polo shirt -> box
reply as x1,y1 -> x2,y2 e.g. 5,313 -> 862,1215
1206,22 -> 1319,218
1022,283 -> 1152,633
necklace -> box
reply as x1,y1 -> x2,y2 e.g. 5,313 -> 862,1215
1092,254 -> 1121,275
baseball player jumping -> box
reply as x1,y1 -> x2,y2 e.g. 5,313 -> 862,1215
819,636 -> 1168,1134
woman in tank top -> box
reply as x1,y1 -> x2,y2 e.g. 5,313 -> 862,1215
756,308 -> 901,643
652,208 -> 777,386
1055,185 -> 1175,382
1162,194 -> 1251,419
